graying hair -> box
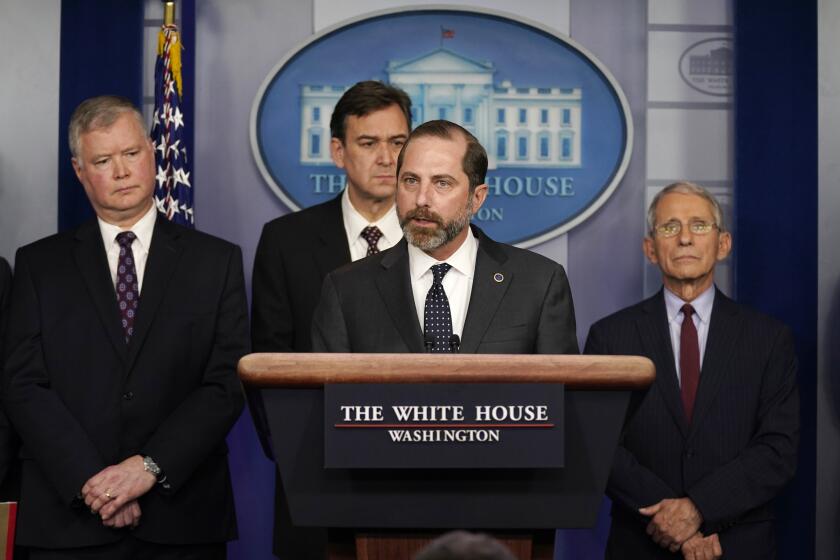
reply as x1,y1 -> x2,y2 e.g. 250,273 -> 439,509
68,95 -> 146,162
646,181 -> 726,236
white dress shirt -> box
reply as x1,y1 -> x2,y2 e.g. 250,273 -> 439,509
664,284 -> 715,386
97,203 -> 157,293
408,229 -> 479,338
341,187 -> 402,261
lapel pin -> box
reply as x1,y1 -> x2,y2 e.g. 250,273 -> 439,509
493,272 -> 504,283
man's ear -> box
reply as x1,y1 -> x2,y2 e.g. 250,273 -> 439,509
330,137 -> 345,169
470,184 -> 488,214
643,236 -> 659,264
72,157 -> 83,182
716,231 -> 732,261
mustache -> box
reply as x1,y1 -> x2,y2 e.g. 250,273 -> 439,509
403,207 -> 443,224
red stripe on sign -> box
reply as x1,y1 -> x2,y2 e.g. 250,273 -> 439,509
334,423 -> 554,429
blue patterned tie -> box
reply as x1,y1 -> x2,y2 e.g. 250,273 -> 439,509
116,231 -> 140,343
424,263 -> 453,352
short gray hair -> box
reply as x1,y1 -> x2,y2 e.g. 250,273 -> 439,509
646,181 -> 726,237
68,95 -> 146,161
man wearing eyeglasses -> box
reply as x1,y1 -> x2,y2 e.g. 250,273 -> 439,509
585,182 -> 799,559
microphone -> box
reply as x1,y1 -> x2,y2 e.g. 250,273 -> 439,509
424,333 -> 436,353
448,334 -> 461,353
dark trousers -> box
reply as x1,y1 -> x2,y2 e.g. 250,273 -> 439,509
28,535 -> 226,560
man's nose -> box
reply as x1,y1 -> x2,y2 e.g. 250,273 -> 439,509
677,225 -> 693,245
377,142 -> 396,166
415,180 -> 433,207
112,156 -> 130,179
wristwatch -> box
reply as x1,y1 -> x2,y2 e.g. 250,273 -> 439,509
143,455 -> 162,480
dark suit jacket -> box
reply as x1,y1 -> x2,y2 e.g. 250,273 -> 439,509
2,215 -> 248,549
585,289 -> 799,559
0,257 -> 16,496
252,195 -> 350,354
251,195 -> 350,559
312,225 -> 579,354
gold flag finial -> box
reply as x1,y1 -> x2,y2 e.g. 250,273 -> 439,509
163,1 -> 176,26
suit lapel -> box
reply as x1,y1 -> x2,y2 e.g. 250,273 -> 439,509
73,220 -> 129,363
126,215 -> 183,372
688,290 -> 741,436
637,292 -> 690,438
460,228 -> 511,354
313,195 -> 351,278
376,241 -> 425,352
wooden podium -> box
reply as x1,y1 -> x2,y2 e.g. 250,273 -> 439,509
238,353 -> 654,560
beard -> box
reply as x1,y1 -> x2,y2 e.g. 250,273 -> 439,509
399,198 -> 474,253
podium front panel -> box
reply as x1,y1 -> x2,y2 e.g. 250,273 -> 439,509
263,386 -> 629,529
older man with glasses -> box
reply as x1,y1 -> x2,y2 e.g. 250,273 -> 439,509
585,182 -> 799,560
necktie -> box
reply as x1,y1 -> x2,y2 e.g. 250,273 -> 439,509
424,263 -> 453,353
680,304 -> 700,423
116,231 -> 140,343
361,226 -> 383,255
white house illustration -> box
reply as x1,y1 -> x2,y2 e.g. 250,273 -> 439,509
299,48 -> 582,169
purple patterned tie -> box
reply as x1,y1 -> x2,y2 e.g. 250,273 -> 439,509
361,226 -> 383,255
116,231 -> 140,343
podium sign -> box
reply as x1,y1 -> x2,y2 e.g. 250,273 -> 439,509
324,383 -> 564,469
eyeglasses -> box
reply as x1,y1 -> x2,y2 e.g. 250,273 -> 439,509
654,220 -> 718,238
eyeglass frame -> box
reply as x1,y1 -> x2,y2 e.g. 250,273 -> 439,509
653,220 -> 720,238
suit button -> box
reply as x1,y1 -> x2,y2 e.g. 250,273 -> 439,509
122,391 -> 134,401
685,449 -> 695,459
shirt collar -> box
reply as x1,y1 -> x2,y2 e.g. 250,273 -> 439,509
341,187 -> 401,246
408,227 -> 478,281
97,202 -> 157,252
664,284 -> 716,324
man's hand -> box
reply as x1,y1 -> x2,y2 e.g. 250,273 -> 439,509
681,532 -> 722,560
639,497 -> 702,551
101,499 -> 142,529
81,455 -> 156,521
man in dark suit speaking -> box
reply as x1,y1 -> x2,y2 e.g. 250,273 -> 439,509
312,120 -> 578,355
585,182 -> 799,559
3,96 -> 248,558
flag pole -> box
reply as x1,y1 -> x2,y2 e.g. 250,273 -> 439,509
163,1 -> 175,26
154,0 -> 194,227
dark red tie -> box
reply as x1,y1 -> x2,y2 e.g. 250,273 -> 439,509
680,304 -> 700,423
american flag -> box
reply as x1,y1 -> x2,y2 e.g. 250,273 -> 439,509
152,22 -> 193,227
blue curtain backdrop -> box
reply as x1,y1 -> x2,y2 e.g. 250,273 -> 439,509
734,0 -> 817,557
58,0 -> 145,231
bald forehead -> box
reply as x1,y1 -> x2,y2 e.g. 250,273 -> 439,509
407,133 -> 466,157
77,113 -> 150,162
654,192 -> 716,220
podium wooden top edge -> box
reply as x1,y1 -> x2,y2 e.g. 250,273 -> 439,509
237,353 -> 655,390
